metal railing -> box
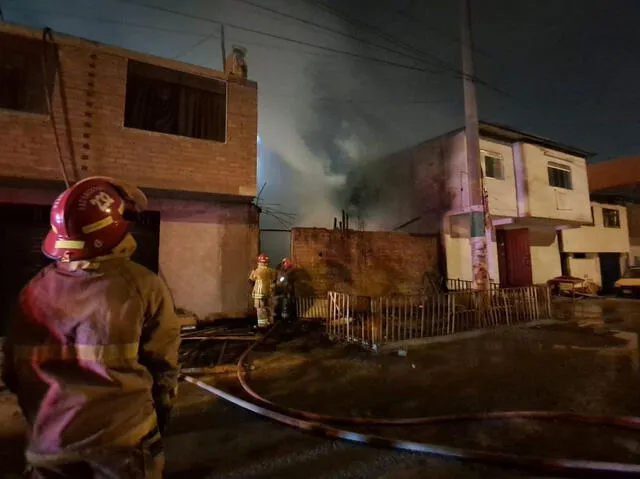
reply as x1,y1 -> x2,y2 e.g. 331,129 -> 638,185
295,296 -> 329,320
446,278 -> 500,291
326,285 -> 552,347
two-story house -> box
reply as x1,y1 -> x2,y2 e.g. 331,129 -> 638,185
560,202 -> 630,293
0,24 -> 258,333
345,122 -> 593,287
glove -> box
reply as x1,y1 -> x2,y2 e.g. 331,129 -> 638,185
156,406 -> 172,436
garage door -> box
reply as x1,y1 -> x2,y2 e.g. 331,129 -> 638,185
0,204 -> 161,335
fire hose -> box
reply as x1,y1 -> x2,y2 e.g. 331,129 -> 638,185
183,323 -> 640,476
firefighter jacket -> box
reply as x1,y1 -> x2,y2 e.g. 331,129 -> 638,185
1,256 -> 181,467
249,264 -> 276,299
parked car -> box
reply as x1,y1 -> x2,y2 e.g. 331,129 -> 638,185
615,267 -> 640,298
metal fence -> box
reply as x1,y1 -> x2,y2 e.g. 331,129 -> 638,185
295,296 -> 329,320
326,285 -> 552,347
446,278 -> 500,291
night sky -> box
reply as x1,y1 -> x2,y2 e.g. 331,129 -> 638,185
3,0 -> 640,256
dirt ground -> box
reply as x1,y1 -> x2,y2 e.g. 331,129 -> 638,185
2,298 -> 640,478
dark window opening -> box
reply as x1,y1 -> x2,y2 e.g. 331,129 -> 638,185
124,60 -> 226,142
0,33 -> 53,114
484,155 -> 504,180
573,253 -> 587,259
547,162 -> 572,190
602,208 -> 620,228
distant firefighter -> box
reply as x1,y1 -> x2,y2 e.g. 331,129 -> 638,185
275,257 -> 297,323
249,253 -> 276,328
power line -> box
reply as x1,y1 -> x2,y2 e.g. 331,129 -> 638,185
300,0 -> 456,73
228,0 -> 443,73
381,0 -> 494,60
116,0 -> 444,75
6,7 -> 208,36
262,94 -> 456,105
174,31 -> 218,59
300,0 -> 512,98
2,4 -> 439,80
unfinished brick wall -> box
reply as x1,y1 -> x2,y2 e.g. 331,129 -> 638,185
0,24 -> 257,197
291,228 -> 440,297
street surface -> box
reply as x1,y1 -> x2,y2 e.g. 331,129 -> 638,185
1,298 -> 640,478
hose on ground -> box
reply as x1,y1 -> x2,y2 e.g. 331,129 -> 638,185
183,322 -> 640,476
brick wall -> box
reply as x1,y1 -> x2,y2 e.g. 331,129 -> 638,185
291,228 -> 440,297
0,24 -> 257,197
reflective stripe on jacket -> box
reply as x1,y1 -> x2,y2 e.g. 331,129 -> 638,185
1,258 -> 181,464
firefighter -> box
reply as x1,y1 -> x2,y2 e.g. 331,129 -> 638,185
249,253 -> 276,329
1,176 -> 181,478
274,257 -> 296,323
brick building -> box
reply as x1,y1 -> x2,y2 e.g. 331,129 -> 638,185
291,228 -> 440,297
0,24 -> 258,332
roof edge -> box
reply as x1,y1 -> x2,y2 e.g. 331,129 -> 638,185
0,21 -> 258,89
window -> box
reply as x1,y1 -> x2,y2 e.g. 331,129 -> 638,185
547,161 -> 572,190
573,253 -> 587,259
483,155 -> 504,180
602,208 -> 620,228
0,33 -> 52,114
124,60 -> 226,142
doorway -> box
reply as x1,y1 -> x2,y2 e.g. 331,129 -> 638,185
599,253 -> 621,295
497,228 -> 533,287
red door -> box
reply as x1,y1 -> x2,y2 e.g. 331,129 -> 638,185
497,228 -> 533,287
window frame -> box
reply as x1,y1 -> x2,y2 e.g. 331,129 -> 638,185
602,207 -> 621,229
482,153 -> 505,180
0,32 -> 54,116
547,161 -> 573,190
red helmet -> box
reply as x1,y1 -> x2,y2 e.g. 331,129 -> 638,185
257,253 -> 269,264
281,257 -> 293,270
43,176 -> 147,262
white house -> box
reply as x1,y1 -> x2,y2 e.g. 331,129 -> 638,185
560,202 -> 631,293
345,122 -> 593,287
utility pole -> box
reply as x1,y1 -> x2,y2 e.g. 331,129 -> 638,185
460,0 -> 489,290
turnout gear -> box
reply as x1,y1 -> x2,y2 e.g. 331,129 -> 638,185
1,177 -> 180,479
249,254 -> 276,328
275,258 -> 296,323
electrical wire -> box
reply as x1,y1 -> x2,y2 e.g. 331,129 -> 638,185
7,7 -> 209,37
300,0 -> 513,98
228,0 -> 443,73
41,28 -> 71,188
115,0 -> 446,75
380,0 -> 494,60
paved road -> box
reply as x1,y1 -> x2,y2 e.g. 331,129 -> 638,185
2,298 -> 639,478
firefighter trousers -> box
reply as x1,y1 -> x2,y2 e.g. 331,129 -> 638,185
26,428 -> 164,479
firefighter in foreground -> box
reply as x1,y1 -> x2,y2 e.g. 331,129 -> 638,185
1,177 -> 181,478
274,257 -> 297,323
249,254 -> 276,329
